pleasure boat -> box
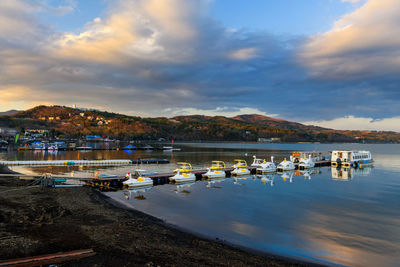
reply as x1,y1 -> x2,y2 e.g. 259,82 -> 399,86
231,159 -> 247,168
331,150 -> 373,168
203,161 -> 226,179
231,167 -> 250,176
251,155 -> 265,168
123,169 -> 154,188
277,158 -> 295,172
47,143 -> 58,151
173,162 -> 193,173
170,170 -> 196,183
33,142 -> 46,151
298,155 -> 315,170
256,156 -> 276,173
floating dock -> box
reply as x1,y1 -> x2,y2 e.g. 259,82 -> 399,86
0,159 -> 169,166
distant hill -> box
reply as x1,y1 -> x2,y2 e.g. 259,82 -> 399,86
0,105 -> 398,143
232,114 -> 327,131
0,110 -> 22,116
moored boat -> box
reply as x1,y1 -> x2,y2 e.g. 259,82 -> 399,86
231,159 -> 247,168
123,170 -> 154,188
331,150 -> 373,168
203,161 -> 226,179
251,155 -> 265,168
256,156 -> 276,173
170,170 -> 196,183
298,155 -> 315,170
277,158 -> 295,172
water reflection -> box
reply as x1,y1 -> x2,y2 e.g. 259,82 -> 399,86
2,144 -> 400,266
175,182 -> 195,194
331,166 -> 373,180
280,171 -> 294,183
123,186 -> 152,200
259,174 -> 274,187
206,178 -> 226,189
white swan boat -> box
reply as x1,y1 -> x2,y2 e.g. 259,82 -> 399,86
123,170 -> 154,188
256,156 -> 276,173
298,156 -> 315,170
277,158 -> 295,172
251,156 -> 265,168
170,170 -> 196,183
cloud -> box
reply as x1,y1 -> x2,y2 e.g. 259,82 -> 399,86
300,0 -> 400,79
303,116 -> 400,131
0,0 -> 399,130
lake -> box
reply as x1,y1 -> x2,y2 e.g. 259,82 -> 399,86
2,143 -> 400,266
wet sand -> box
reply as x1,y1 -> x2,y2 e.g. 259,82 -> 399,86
0,177 -> 311,266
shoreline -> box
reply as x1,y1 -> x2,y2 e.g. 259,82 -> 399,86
102,190 -> 324,266
0,175 -> 318,266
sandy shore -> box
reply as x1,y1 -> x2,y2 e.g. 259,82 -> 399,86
0,176 -> 311,266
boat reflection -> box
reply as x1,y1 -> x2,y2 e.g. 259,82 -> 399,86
331,166 -> 373,180
295,168 -> 321,180
206,178 -> 226,189
175,182 -> 195,194
123,186 -> 152,200
281,171 -> 294,183
258,174 -> 275,187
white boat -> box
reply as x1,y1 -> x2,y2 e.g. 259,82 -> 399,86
298,156 -> 315,170
123,170 -> 154,188
277,158 -> 295,172
331,150 -> 373,168
203,168 -> 226,179
231,167 -> 250,176
33,142 -> 46,150
163,146 -> 181,151
203,161 -> 226,179
251,155 -> 264,168
47,144 -> 58,151
170,170 -> 196,183
256,156 -> 276,173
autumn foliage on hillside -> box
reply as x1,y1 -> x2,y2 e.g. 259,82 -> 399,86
0,105 -> 399,143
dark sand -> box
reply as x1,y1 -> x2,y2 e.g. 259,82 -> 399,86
0,177 -> 312,266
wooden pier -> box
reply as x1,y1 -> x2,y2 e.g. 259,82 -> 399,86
0,160 -> 332,189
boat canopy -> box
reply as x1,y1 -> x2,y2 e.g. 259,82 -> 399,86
211,161 -> 225,169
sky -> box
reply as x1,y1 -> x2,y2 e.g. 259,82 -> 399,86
1,0 -> 400,131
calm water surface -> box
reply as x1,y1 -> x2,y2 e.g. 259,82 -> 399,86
2,143 -> 399,266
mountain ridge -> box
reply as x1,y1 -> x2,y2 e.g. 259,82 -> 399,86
0,105 -> 398,143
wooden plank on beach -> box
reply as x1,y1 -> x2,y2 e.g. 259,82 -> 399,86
0,248 -> 96,266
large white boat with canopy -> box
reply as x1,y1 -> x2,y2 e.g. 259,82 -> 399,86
331,150 -> 373,168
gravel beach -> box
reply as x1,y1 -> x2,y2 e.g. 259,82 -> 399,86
0,176 -> 310,266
